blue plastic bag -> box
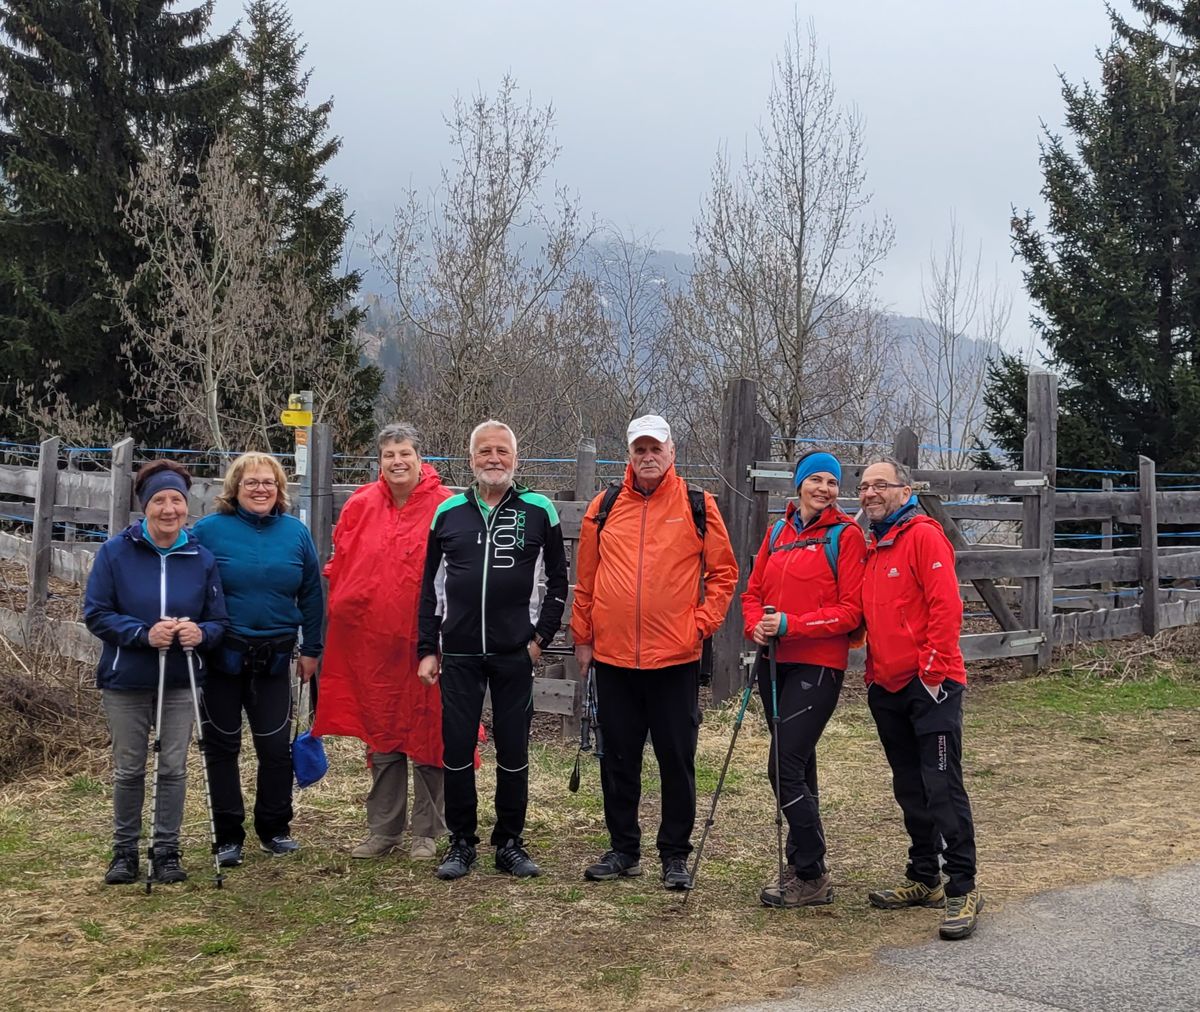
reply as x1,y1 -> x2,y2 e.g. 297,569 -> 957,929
293,730 -> 328,788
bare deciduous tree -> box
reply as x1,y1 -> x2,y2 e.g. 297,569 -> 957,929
906,214 -> 1011,469
375,76 -> 600,471
585,225 -> 675,443
109,134 -> 363,452
672,17 -> 897,460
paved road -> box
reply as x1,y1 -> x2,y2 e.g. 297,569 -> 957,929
730,862 -> 1200,1011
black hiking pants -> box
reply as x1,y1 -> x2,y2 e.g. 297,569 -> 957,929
757,659 -> 844,880
440,649 -> 533,848
868,677 -> 977,896
594,659 -> 701,863
201,659 -> 294,847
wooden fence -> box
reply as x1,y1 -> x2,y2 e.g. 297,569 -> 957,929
5,372 -> 1200,729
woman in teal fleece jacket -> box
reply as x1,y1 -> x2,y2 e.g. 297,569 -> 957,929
191,452 -> 324,867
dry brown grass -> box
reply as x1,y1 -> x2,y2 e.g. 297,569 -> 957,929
1,633 -> 1198,1011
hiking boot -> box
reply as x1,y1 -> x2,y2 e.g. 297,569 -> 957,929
410,836 -> 438,861
939,889 -> 984,940
216,843 -> 243,868
584,850 -> 642,881
151,849 -> 188,884
495,839 -> 541,878
661,856 -> 693,891
761,869 -> 834,908
351,834 -> 401,859
868,877 -> 945,909
104,848 -> 138,885
260,835 -> 301,856
435,838 -> 477,880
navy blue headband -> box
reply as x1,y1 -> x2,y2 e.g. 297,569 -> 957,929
138,471 -> 189,509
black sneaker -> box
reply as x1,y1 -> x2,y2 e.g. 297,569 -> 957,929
151,849 -> 188,884
104,848 -> 138,885
584,850 -> 642,881
260,835 -> 300,856
495,839 -> 541,878
217,842 -> 244,868
662,855 -> 693,891
435,838 -> 477,880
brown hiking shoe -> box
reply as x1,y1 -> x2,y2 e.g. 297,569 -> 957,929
350,834 -> 401,859
760,869 -> 834,908
939,889 -> 984,940
868,877 -> 945,909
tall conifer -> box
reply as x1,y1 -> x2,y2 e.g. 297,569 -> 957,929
989,2 -> 1200,471
0,1 -> 234,432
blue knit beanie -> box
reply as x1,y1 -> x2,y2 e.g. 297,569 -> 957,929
793,451 -> 842,489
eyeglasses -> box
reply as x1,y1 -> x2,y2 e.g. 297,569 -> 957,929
857,481 -> 907,494
240,479 -> 278,490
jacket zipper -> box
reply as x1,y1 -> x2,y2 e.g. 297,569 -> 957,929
479,488 -> 508,655
634,496 -> 648,666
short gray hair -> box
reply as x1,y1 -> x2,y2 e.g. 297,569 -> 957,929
468,419 -> 517,454
376,422 -> 423,455
865,455 -> 912,486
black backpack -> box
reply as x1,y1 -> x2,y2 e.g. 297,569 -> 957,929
592,480 -> 707,545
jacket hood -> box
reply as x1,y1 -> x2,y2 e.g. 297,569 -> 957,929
870,506 -> 937,547
783,500 -> 858,533
622,460 -> 679,495
374,461 -> 445,508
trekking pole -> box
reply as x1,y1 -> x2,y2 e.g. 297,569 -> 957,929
181,623 -> 223,889
683,648 -> 758,907
568,662 -> 596,793
766,605 -> 785,898
146,637 -> 168,895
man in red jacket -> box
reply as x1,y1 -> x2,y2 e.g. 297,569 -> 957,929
859,457 -> 982,941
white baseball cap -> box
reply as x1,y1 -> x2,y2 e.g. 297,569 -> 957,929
627,414 -> 671,445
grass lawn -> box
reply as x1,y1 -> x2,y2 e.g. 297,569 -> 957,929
2,641 -> 1198,1011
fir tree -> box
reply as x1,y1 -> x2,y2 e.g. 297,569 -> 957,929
227,0 -> 379,450
989,3 -> 1200,472
0,1 -> 234,435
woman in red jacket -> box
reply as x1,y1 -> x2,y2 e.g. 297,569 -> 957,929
742,450 -> 865,908
313,423 -> 452,861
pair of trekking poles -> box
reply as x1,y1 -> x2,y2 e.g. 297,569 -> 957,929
685,606 -> 783,906
145,616 -> 222,894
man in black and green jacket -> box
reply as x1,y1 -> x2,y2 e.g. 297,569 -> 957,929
418,420 -> 568,881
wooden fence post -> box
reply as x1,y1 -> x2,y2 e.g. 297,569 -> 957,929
713,378 -> 770,704
1101,476 -> 1114,601
574,437 -> 597,502
108,437 -> 135,537
1022,371 -> 1058,669
309,422 -> 334,567
25,436 -> 60,637
1139,455 -> 1160,636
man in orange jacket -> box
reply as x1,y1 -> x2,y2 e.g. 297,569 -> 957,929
571,414 -> 738,890
859,456 -> 982,940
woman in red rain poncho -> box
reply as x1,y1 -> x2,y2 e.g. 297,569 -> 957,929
314,422 -> 453,861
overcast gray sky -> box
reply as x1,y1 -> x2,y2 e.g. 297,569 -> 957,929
209,0 -> 1137,350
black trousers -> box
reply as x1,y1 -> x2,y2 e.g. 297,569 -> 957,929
757,659 -> 844,879
441,649 -> 533,848
868,677 -> 978,896
201,665 -> 294,846
595,660 -> 700,862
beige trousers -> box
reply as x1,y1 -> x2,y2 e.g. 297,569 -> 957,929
366,752 -> 447,841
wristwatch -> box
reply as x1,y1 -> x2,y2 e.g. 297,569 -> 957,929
532,632 -> 550,650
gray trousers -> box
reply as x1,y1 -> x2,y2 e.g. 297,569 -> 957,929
102,688 -> 194,852
366,752 -> 447,841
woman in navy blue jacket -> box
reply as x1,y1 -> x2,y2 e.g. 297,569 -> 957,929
191,452 -> 324,867
84,459 -> 228,886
